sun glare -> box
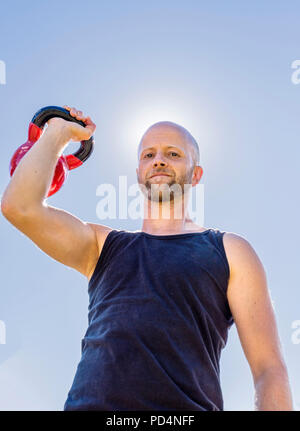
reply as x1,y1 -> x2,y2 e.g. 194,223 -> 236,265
120,102 -> 205,159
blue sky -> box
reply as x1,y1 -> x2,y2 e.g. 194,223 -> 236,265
0,0 -> 299,410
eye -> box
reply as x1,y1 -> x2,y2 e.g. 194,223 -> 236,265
170,152 -> 179,157
144,153 -> 153,158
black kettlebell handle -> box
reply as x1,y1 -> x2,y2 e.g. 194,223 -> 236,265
31,105 -> 94,164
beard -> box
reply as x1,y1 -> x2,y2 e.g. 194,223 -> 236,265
139,166 -> 194,203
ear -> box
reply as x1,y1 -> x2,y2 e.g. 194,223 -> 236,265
191,166 -> 203,187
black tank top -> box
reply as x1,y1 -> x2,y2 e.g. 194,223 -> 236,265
64,228 -> 234,411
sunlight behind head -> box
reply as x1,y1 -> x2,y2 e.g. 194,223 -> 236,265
119,102 -> 202,166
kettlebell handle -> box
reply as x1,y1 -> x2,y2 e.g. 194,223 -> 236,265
31,105 -> 94,170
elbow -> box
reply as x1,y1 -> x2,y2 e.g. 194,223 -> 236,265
1,197 -> 19,223
1,193 -> 43,225
1,188 -> 17,216
1,195 -> 31,223
1,196 -> 13,218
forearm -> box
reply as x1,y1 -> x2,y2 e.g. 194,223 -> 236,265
2,127 -> 69,211
254,367 -> 294,411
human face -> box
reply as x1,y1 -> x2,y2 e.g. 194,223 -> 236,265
136,126 -> 195,202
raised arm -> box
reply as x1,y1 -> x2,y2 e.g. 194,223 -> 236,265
1,107 -> 110,280
223,232 -> 294,410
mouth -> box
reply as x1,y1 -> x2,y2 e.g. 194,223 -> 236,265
149,173 -> 171,178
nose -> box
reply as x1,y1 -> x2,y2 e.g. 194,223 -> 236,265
152,153 -> 167,167
153,160 -> 166,167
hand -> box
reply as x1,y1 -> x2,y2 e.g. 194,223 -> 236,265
47,105 -> 96,142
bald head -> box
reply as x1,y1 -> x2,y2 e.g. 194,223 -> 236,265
138,121 -> 200,166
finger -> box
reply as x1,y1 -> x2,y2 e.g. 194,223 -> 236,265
70,107 -> 78,117
83,116 -> 95,127
63,105 -> 71,110
76,110 -> 84,120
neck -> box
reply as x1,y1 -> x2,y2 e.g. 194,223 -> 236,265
141,193 -> 197,234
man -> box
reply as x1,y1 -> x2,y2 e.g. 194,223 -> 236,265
1,106 -> 293,411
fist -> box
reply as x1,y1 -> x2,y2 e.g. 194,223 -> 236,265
47,105 -> 96,142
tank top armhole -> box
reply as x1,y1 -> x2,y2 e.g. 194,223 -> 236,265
214,230 -> 230,282
212,230 -> 234,325
88,229 -> 118,289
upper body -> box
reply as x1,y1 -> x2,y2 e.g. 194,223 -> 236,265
64,226 -> 234,410
1,106 -> 293,410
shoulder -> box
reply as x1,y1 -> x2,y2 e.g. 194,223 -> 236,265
88,223 -> 114,246
87,223 -> 114,260
222,231 -> 266,281
222,231 -> 251,250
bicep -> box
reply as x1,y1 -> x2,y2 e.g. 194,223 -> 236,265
225,234 -> 286,381
5,203 -> 99,277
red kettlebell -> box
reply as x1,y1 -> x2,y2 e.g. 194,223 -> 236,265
9,106 -> 94,197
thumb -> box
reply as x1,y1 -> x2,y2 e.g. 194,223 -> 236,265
71,116 -> 96,140
82,116 -> 96,136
